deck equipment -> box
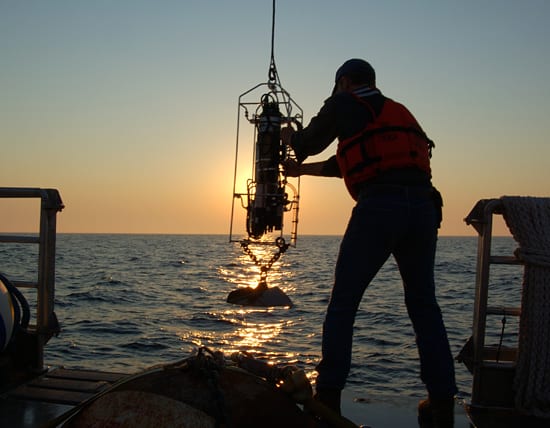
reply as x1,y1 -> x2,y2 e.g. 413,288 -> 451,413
228,0 -> 302,307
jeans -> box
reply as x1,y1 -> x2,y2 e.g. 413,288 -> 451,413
315,185 -> 457,399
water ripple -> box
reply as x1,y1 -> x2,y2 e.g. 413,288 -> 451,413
0,234 -> 517,400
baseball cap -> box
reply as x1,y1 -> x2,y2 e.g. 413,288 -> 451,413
332,59 -> 375,95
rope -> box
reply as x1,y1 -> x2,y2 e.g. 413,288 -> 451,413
501,196 -> 550,417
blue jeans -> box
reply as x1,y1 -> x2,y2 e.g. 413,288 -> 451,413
315,185 -> 457,399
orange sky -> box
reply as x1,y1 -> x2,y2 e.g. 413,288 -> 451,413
2,2 -> 548,238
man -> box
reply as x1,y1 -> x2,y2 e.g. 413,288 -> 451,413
281,59 -> 457,428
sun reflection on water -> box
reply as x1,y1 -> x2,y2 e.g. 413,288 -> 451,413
219,238 -> 295,292
178,236 -> 303,371
179,307 -> 299,364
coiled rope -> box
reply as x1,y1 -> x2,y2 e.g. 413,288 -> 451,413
501,196 -> 550,417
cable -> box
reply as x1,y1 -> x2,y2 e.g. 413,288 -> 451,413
0,271 -> 30,335
268,0 -> 278,85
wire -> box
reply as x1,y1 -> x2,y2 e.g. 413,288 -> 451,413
0,271 -> 30,333
495,315 -> 507,363
268,0 -> 278,86
270,0 -> 276,62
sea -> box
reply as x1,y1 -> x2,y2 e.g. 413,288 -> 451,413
1,234 -> 522,406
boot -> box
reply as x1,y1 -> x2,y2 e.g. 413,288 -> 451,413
418,396 -> 454,428
314,388 -> 342,416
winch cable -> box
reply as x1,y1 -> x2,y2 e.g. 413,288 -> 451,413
268,0 -> 277,86
267,0 -> 293,119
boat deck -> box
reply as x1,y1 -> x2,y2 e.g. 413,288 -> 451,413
0,366 -> 474,428
0,368 -> 127,428
341,392 -> 471,428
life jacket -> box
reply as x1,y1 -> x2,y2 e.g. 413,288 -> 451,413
336,95 -> 433,200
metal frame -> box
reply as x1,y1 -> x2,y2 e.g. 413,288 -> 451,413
464,198 -> 522,408
0,187 -> 64,371
229,81 -> 302,247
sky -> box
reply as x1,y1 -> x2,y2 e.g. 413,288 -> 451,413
1,0 -> 549,237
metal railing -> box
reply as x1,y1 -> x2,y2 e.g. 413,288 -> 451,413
464,198 -> 522,408
0,187 -> 64,371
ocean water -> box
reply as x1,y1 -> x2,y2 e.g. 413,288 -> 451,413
0,234 -> 521,404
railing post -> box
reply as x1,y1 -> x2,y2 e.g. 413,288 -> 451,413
0,188 -> 64,373
470,203 -> 493,404
35,189 -> 64,370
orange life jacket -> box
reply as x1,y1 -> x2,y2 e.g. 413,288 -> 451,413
336,95 -> 433,199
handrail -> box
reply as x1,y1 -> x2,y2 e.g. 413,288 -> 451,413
0,187 -> 64,372
464,197 -> 523,408
0,235 -> 40,244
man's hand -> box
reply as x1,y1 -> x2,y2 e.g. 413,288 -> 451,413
282,159 -> 301,177
280,126 -> 295,146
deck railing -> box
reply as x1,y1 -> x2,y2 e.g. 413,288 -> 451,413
0,187 -> 64,371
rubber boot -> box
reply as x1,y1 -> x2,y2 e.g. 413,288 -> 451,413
418,397 -> 454,428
